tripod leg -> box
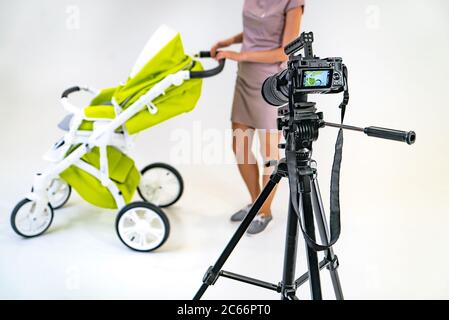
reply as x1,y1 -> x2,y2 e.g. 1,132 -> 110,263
193,173 -> 281,300
311,177 -> 344,300
280,197 -> 300,300
300,174 -> 323,300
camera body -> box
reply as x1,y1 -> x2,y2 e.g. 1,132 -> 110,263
262,32 -> 347,106
289,56 -> 345,95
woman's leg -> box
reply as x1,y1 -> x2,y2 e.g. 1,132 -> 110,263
258,129 -> 281,216
232,122 -> 260,202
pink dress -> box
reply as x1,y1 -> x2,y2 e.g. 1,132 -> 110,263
231,0 -> 305,129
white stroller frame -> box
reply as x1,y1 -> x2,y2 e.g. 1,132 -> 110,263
32,70 -> 190,211
9,70 -> 191,254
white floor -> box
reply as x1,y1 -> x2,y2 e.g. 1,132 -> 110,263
1,163 -> 448,300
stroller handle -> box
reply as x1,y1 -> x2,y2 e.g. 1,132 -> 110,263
61,86 -> 99,99
61,86 -> 81,98
60,86 -> 99,114
190,51 -> 226,79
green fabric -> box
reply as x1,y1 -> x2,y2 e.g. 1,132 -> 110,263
78,121 -> 94,131
90,87 -> 116,105
62,32 -> 202,208
114,33 -> 195,107
84,105 -> 116,119
123,60 -> 203,133
80,33 -> 203,134
60,146 -> 140,209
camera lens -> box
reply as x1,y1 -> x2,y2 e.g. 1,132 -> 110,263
262,70 -> 289,106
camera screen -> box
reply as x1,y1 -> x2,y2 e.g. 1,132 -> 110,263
302,70 -> 332,88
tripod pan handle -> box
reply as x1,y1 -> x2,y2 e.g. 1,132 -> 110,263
364,126 -> 416,145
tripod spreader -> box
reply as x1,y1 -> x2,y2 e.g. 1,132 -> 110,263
323,122 -> 416,145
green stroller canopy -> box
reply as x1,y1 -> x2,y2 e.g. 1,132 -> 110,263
81,25 -> 204,134
61,26 -> 204,209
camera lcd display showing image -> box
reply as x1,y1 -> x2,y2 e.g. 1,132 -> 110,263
302,70 -> 332,88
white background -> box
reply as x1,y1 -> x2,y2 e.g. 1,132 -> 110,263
0,0 -> 448,299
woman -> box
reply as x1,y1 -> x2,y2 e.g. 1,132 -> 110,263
211,0 -> 305,234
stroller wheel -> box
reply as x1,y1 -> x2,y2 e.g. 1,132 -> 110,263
47,178 -> 72,210
31,178 -> 72,210
11,199 -> 54,238
115,202 -> 170,252
137,163 -> 184,208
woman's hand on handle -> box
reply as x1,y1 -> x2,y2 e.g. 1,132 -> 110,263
211,33 -> 243,58
211,40 -> 230,58
216,50 -> 245,62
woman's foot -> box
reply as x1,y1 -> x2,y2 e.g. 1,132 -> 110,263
230,204 -> 252,222
247,213 -> 273,235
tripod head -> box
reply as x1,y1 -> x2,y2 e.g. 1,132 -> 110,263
277,100 -> 416,151
277,94 -> 321,148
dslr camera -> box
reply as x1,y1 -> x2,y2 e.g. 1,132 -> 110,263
262,32 -> 346,106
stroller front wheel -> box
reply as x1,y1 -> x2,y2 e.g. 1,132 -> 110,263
115,202 -> 170,252
31,178 -> 72,210
11,199 -> 54,238
137,163 -> 184,208
47,178 -> 72,210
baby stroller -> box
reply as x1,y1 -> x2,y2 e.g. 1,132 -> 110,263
10,25 -> 225,252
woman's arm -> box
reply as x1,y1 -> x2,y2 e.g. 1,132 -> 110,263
211,32 -> 243,58
216,7 -> 303,63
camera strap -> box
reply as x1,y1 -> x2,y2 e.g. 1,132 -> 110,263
286,66 -> 349,252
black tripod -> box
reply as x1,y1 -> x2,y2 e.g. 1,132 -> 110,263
194,93 -> 415,300
194,98 -> 346,300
